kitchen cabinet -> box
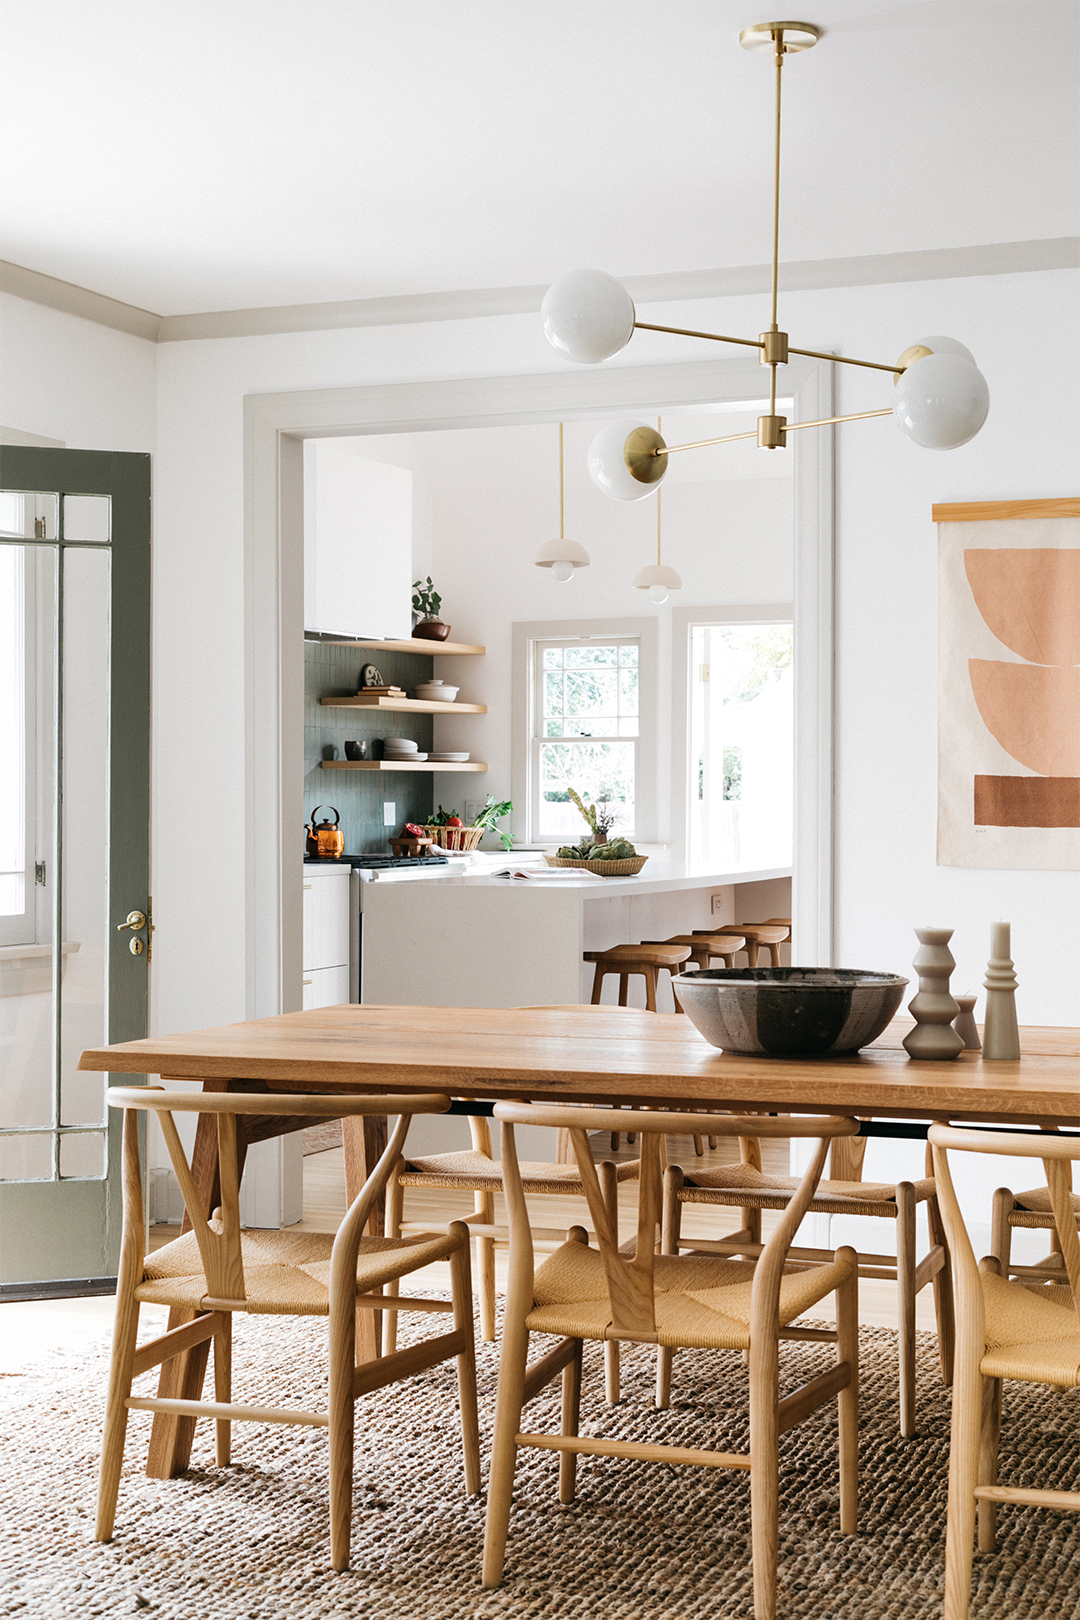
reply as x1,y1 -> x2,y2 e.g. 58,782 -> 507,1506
302,865 -> 351,992
304,441 -> 412,641
302,963 -> 350,1010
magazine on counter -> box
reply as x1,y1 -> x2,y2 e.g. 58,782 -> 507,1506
490,865 -> 597,880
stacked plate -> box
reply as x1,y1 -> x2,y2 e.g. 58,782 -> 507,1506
430,751 -> 470,763
382,737 -> 428,763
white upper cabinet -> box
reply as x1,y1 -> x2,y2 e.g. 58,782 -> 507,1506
304,440 -> 413,640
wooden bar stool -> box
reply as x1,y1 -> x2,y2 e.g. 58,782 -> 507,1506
583,942 -> 692,1013
693,921 -> 789,968
642,933 -> 747,984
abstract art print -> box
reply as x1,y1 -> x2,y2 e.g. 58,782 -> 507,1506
937,498 -> 1080,871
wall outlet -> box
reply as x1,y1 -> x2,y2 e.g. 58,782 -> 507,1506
711,893 -> 725,916
383,801 -> 396,826
464,800 -> 487,825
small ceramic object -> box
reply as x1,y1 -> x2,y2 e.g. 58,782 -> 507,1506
412,619 -> 451,641
902,927 -> 964,1060
952,994 -> 981,1050
344,740 -> 367,761
982,921 -> 1021,1060
360,664 -> 384,688
321,743 -> 338,761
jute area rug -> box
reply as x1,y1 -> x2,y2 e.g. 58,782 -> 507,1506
1,1309 -> 1076,1620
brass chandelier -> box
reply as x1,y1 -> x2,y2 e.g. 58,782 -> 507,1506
541,20 -> 990,500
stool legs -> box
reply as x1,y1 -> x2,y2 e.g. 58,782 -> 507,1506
590,963 -> 605,1005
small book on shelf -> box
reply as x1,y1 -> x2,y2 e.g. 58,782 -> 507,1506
357,685 -> 404,696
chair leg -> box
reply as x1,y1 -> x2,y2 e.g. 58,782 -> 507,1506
896,1181 -> 917,1437
835,1246 -> 859,1534
642,965 -> 657,1013
943,1367 -> 983,1620
559,1339 -> 584,1504
95,1293 -> 141,1540
482,1317 -> 531,1587
927,1190 -> 956,1386
328,1285 -> 357,1571
749,1319 -> 780,1620
590,962 -> 605,1005
214,1315 -> 233,1466
599,1158 -> 621,1403
382,1160 -> 405,1354
745,942 -> 761,968
766,944 -> 781,967
656,1168 -> 684,1409
977,1374 -> 1002,1552
617,973 -> 629,1007
990,1188 -> 1014,1274
476,1189 -> 497,1344
448,1222 -> 482,1497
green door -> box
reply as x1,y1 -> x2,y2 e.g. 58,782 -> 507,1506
0,447 -> 151,1293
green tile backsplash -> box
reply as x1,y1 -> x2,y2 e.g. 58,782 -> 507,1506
304,640 -> 438,854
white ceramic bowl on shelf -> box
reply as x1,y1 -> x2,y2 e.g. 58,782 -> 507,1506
383,737 -> 418,751
416,684 -> 458,703
429,751 -> 470,762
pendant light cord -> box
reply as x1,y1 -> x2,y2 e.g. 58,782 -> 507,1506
657,417 -> 662,565
558,421 -> 565,540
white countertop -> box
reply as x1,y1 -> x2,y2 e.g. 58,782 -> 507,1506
351,853 -> 791,897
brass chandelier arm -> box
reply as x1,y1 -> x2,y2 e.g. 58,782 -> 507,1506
788,345 -> 905,375
652,407 -> 893,458
632,321 -> 764,350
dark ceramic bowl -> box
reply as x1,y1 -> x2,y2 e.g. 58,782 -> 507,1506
673,967 -> 908,1057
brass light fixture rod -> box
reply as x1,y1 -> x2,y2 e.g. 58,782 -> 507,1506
558,421 -> 565,539
632,322 -> 904,375
651,406 -> 892,459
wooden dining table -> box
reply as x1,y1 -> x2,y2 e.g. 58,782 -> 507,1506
79,1003 -> 1079,1479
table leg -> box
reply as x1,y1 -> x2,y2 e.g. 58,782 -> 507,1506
343,1113 -> 388,1362
146,1079 -> 241,1478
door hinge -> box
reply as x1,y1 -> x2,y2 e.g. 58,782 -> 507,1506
34,517 -> 47,539
34,860 -> 47,885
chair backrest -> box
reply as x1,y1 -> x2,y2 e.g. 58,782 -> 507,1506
107,1087 -> 451,1308
494,1102 -> 857,1341
929,1124 -> 1080,1328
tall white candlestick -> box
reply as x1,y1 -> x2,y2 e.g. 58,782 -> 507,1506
983,921 -> 1020,1061
990,921 -> 1010,961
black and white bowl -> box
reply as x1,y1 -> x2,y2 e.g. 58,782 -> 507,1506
673,967 -> 908,1057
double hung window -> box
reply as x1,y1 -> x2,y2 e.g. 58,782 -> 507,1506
532,637 -> 640,843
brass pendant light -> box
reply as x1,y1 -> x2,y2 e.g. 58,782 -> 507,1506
542,21 -> 990,500
632,419 -> 682,602
534,422 -> 591,580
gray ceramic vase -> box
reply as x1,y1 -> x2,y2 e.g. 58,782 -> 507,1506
674,967 -> 908,1057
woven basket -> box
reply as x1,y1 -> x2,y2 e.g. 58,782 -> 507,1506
544,854 -> 649,878
424,824 -> 485,853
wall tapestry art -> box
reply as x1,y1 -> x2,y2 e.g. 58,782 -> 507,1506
937,498 -> 1080,871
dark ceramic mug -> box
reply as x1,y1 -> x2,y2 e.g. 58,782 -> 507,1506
344,740 -> 367,760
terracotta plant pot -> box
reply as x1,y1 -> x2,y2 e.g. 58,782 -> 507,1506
412,618 -> 451,642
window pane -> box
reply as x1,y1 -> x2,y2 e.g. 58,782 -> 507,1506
60,1131 -> 105,1179
0,546 -> 25,911
566,669 -> 617,717
565,645 -> 617,667
538,740 -> 635,838
542,647 -> 563,670
0,491 -> 58,540
619,667 -> 638,715
543,671 -> 564,717
0,1134 -> 51,1182
62,494 -> 111,544
619,645 -> 639,667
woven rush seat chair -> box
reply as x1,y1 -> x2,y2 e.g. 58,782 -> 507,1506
991,1176 -> 1080,1285
386,1082 -> 639,1404
482,1102 -> 860,1620
97,1087 -> 480,1571
663,1126 -> 954,1436
929,1124 -> 1080,1620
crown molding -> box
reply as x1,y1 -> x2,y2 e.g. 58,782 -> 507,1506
0,259 -> 162,341
3,237 -> 1076,345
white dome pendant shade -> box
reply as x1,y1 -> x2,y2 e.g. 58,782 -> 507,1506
541,270 -> 636,364
587,419 -> 668,502
633,564 -> 683,605
893,341 -> 990,450
535,423 -> 590,581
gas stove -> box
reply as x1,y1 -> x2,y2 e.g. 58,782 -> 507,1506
304,853 -> 449,870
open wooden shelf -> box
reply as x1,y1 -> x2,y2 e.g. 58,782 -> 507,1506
311,636 -> 485,656
320,759 -> 487,773
320,695 -> 486,714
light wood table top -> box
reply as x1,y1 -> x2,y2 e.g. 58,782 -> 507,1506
80,1005 -> 1079,1126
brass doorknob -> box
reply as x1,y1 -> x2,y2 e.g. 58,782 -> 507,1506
118,910 -> 146,932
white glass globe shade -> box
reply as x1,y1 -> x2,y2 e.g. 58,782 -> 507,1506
908,335 -> 977,367
550,560 -> 576,583
541,270 -> 635,364
893,352 -> 990,450
647,583 -> 670,605
588,420 -> 664,502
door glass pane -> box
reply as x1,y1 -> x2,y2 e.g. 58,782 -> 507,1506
0,490 -> 58,540
63,494 -> 111,544
0,545 -> 55,1155
59,545 -> 110,1135
60,1132 -> 105,1179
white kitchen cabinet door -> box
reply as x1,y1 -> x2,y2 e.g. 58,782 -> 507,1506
303,869 -> 351,971
303,440 -> 412,640
302,964 -> 350,1010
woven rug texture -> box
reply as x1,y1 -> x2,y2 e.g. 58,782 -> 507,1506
1,1308 -> 1077,1620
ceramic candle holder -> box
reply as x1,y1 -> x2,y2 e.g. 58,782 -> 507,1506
902,926 -> 964,1060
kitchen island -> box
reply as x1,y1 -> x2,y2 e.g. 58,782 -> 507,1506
358,857 -> 792,1010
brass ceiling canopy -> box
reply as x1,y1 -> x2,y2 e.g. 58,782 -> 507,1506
542,21 -> 991,499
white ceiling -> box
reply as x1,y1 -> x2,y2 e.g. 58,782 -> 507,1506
2,0 -> 1076,317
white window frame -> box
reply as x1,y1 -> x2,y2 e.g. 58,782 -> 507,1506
512,616 -> 659,847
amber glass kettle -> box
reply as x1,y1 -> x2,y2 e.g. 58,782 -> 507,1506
306,806 -> 344,860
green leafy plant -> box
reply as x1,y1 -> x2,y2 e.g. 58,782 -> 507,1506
411,576 -> 442,619
471,795 -> 514,851
567,785 -> 619,839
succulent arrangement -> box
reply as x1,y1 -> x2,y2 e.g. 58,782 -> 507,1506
556,787 -> 636,860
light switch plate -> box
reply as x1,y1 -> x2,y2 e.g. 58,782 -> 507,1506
383,801 -> 396,826
465,800 -> 486,824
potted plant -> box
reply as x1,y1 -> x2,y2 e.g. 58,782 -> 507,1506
411,576 -> 451,642
567,786 -> 619,845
